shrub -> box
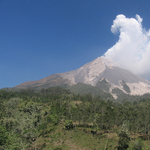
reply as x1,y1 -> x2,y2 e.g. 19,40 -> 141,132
118,121 -> 130,150
132,139 -> 143,150
118,131 -> 130,150
46,114 -> 59,125
65,120 -> 73,130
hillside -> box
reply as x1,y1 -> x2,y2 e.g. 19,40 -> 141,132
1,88 -> 150,149
13,56 -> 150,100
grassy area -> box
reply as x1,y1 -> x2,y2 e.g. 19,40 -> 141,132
29,124 -> 119,150
28,123 -> 150,150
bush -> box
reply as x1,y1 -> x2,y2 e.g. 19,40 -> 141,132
118,131 -> 130,150
46,114 -> 59,125
118,121 -> 130,150
65,120 -> 73,130
132,139 -> 143,150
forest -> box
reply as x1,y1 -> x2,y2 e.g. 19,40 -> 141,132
0,87 -> 150,150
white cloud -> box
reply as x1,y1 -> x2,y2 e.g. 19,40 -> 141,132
104,14 -> 150,78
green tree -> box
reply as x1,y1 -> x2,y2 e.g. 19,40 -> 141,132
0,124 -> 8,146
118,121 -> 130,150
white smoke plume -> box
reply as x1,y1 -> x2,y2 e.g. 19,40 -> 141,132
104,14 -> 150,79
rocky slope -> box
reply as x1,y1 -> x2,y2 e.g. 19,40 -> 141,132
15,56 -> 150,97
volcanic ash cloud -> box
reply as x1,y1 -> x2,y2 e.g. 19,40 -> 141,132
104,14 -> 150,79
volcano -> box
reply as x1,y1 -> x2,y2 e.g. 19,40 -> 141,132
15,56 -> 150,97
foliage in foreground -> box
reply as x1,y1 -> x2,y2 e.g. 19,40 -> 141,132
0,88 -> 150,149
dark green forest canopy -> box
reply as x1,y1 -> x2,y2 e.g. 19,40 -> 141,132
0,87 -> 150,149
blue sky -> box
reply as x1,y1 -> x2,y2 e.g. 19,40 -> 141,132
1,0 -> 150,89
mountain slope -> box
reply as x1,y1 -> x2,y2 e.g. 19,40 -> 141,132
15,74 -> 71,90
58,56 -> 150,96
58,56 -> 149,85
15,56 -> 150,97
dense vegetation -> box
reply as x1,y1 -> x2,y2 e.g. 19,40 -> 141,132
0,87 -> 150,149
